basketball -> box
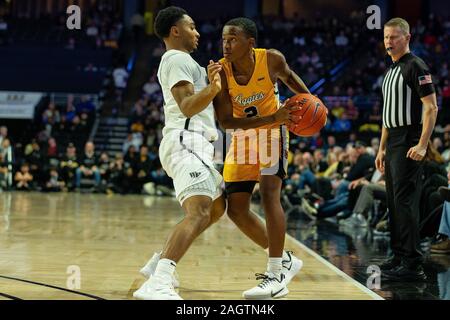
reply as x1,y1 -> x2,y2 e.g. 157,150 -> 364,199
287,93 -> 328,137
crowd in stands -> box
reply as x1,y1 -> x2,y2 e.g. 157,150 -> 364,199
336,13 -> 450,131
0,94 -> 100,191
174,12 -> 368,99
0,1 -> 123,50
0,123 -> 171,196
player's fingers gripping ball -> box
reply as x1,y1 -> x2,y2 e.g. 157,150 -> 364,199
287,93 -> 328,137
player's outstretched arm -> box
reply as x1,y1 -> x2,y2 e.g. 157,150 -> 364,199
171,61 -> 222,118
268,49 -> 310,95
213,70 -> 300,130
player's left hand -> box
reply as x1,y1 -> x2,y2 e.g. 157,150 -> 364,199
406,144 -> 427,161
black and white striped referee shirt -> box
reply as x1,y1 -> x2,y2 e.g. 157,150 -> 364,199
382,52 -> 435,129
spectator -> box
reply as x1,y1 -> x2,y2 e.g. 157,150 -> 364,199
86,21 -> 99,37
310,51 -> 323,69
26,141 -> 43,183
42,102 -> 61,125
142,75 -> 161,98
313,149 -> 328,174
46,138 -> 58,158
314,142 -> 375,219
345,99 -> 359,122
113,65 -> 129,102
1,137 -> 14,188
342,170 -> 386,227
15,163 -> 34,191
65,104 -> 77,123
325,135 -> 337,151
430,172 -> 450,254
107,152 -> 133,194
124,145 -> 138,166
313,33 -> 324,46
335,30 -> 349,46
0,153 -> 8,191
123,133 -> 142,154
297,52 -> 310,66
113,66 -> 129,90
60,143 -> 79,190
331,113 -> 352,133
133,145 -> 153,193
0,126 -> 8,145
75,142 -> 101,190
98,152 -> 111,185
79,113 -> 91,134
76,95 -> 96,114
56,115 -> 69,133
44,168 -> 65,192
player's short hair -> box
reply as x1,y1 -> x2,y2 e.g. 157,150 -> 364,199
225,17 -> 258,42
154,6 -> 188,40
384,17 -> 410,35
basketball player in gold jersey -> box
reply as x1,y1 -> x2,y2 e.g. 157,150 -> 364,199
213,18 -> 311,299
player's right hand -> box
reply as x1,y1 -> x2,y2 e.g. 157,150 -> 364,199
274,99 -> 303,124
207,60 -> 222,93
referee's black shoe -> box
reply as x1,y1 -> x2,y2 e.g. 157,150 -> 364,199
379,256 -> 401,271
381,262 -> 427,282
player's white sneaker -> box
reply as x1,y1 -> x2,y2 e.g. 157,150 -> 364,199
243,273 -> 288,300
140,252 -> 180,288
282,251 -> 303,284
133,276 -> 182,300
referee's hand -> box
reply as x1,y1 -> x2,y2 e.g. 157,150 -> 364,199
375,151 -> 385,175
406,144 -> 427,161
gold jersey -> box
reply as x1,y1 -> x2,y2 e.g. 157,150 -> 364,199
220,48 -> 280,128
221,48 -> 288,183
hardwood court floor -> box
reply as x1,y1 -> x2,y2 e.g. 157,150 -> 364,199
0,192 -> 382,300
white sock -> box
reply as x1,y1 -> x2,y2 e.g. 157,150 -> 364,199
152,251 -> 162,260
267,258 -> 283,278
265,249 -> 289,261
154,258 -> 176,280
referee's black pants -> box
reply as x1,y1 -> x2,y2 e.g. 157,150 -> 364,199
385,125 -> 424,266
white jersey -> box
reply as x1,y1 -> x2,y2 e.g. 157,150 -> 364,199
157,49 -> 217,140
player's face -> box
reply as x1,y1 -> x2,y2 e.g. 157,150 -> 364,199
384,26 -> 410,57
175,15 -> 200,53
222,26 -> 254,62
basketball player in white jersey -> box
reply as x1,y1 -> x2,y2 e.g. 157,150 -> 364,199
133,6 -> 227,300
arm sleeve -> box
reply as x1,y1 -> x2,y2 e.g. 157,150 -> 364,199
166,54 -> 195,90
409,60 -> 436,98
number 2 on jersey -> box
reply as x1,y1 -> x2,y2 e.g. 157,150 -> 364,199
244,106 -> 259,118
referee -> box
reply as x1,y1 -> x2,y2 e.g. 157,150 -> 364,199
375,18 -> 438,281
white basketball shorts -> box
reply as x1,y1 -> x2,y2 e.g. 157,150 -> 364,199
159,129 -> 223,206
